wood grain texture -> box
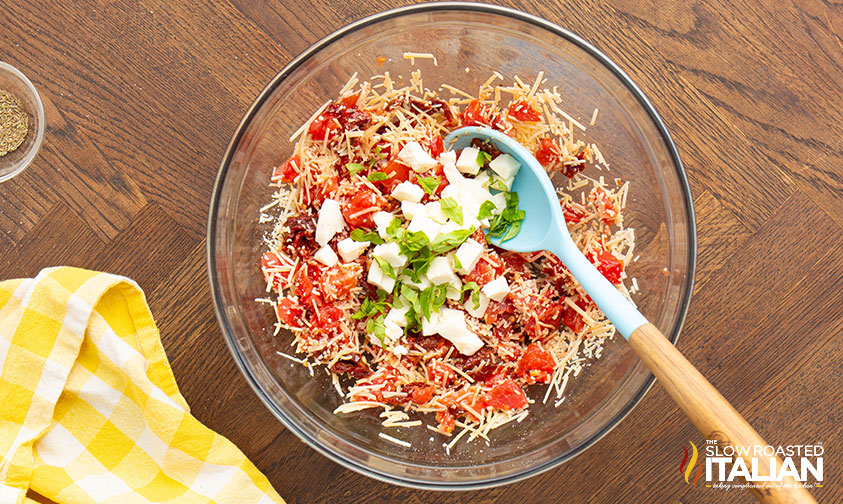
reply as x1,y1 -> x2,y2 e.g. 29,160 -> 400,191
1,1 -> 840,503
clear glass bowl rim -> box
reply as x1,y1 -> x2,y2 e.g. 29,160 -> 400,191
0,61 -> 45,183
206,1 -> 697,490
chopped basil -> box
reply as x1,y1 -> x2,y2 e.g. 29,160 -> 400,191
431,228 -> 473,254
439,197 -> 463,225
373,256 -> 396,279
452,253 -> 463,271
489,177 -> 509,192
350,228 -> 384,244
367,171 -> 389,182
417,176 -> 441,196
477,200 -> 497,220
346,162 -> 367,176
461,281 -> 482,309
476,150 -> 492,167
374,145 -> 384,159
487,191 -> 525,242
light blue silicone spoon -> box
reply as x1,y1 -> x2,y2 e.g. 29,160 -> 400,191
444,128 -> 815,504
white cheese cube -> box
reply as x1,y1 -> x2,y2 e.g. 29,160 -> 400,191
443,158 -> 468,186
421,311 -> 440,336
401,273 -> 431,291
391,181 -> 424,203
407,213 -> 441,241
427,256 -> 456,285
315,199 -> 345,246
385,305 -> 410,328
401,201 -> 424,220
474,170 -> 490,188
463,292 -> 490,318
454,239 -> 484,275
437,220 -> 462,236
436,308 -> 484,356
398,141 -> 438,173
392,344 -> 409,356
490,192 -> 507,213
497,176 -> 515,191
489,154 -> 521,180
482,276 -> 510,302
367,261 -> 395,292
372,211 -> 394,239
456,147 -> 482,175
337,238 -> 369,263
314,245 -> 339,267
384,320 -> 403,342
424,201 -> 449,224
446,277 -> 462,300
439,150 -> 456,166
372,242 -> 408,268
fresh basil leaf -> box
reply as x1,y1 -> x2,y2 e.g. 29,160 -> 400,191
477,200 -> 497,220
373,256 -> 396,279
350,228 -> 384,245
346,162 -> 367,176
452,252 -> 463,271
500,220 -> 522,242
417,176 -> 441,196
476,150 -> 492,167
431,229 -> 472,254
368,171 -> 389,182
386,217 -> 402,237
432,285 -> 448,313
489,177 -> 509,192
374,145 -> 384,159
439,197 -> 463,225
419,287 -> 433,321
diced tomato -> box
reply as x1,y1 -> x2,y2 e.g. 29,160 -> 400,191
423,133 -> 445,158
562,201 -> 587,224
271,155 -> 301,184
342,188 -> 387,228
306,174 -> 338,208
516,343 -> 555,384
261,252 -> 286,291
500,251 -> 529,274
460,99 -> 513,134
535,137 -> 587,178
320,263 -> 361,300
436,409 -> 455,434
405,382 -> 435,404
562,303 -> 586,333
588,187 -> 619,225
339,91 -> 359,107
484,297 -> 515,325
427,361 -> 453,387
308,113 -> 341,141
485,379 -> 528,410
275,297 -> 303,328
539,300 -> 565,329
313,304 -> 343,335
589,248 -> 623,284
464,254 -> 504,286
377,160 -> 412,193
507,100 -> 541,122
294,265 -> 315,301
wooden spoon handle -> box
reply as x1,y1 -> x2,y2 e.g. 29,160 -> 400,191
628,323 -> 816,504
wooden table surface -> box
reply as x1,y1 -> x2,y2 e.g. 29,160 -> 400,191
2,1 -> 841,503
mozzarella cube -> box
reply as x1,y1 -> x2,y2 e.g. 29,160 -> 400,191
496,176 -> 515,191
436,308 -> 484,356
446,277 -> 462,300
401,201 -> 424,220
401,273 -> 431,291
427,256 -> 456,285
454,239 -> 484,275
421,311 -> 440,335
474,170 -> 490,188
456,147 -> 482,174
391,181 -> 424,203
313,245 -> 339,267
464,292 -> 490,318
489,154 -> 521,179
393,344 -> 409,356
372,242 -> 408,268
437,220 -> 462,237
336,238 -> 368,262
482,276 -> 510,302
443,158 -> 468,186
439,150 -> 456,166
398,141 -> 438,173
315,199 -> 345,246
424,201 -> 449,224
367,261 -> 395,292
372,211 -> 394,239
407,213 -> 441,241
385,305 -> 410,328
384,320 -> 403,342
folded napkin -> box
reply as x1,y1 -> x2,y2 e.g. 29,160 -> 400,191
0,267 -> 284,503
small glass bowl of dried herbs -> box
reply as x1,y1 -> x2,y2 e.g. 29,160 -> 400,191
0,62 -> 44,182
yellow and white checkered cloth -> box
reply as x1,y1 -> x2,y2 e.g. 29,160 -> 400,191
0,267 -> 285,503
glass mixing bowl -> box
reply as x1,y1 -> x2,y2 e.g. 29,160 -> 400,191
208,3 -> 696,489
